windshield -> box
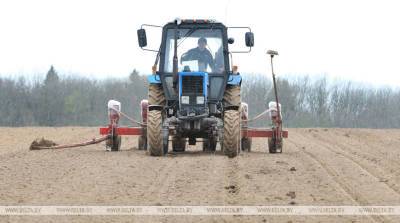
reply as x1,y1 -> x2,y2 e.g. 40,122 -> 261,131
163,28 -> 225,73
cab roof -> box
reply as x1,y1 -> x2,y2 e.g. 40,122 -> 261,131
164,19 -> 226,29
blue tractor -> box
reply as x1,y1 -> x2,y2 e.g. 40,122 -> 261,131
137,19 -> 254,157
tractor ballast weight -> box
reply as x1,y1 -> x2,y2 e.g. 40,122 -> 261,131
99,19 -> 288,157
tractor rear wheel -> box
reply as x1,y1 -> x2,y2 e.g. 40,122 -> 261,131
147,110 -> 164,156
223,85 -> 241,108
147,83 -> 165,156
172,136 -> 186,152
223,110 -> 241,158
148,84 -> 166,106
202,138 -> 217,152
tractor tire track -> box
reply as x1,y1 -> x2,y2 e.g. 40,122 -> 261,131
287,137 -> 366,204
292,132 -> 400,223
287,136 -> 382,223
310,132 -> 400,197
138,156 -> 177,205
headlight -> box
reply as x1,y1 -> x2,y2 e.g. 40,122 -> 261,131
196,96 -> 204,104
181,96 -> 189,104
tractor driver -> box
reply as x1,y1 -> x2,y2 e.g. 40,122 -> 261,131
181,37 -> 214,72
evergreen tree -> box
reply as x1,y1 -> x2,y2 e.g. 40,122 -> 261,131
44,65 -> 59,85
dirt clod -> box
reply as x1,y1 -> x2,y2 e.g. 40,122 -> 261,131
225,185 -> 239,194
289,201 -> 297,205
29,137 -> 57,150
289,167 -> 297,171
286,191 -> 296,199
244,174 -> 252,179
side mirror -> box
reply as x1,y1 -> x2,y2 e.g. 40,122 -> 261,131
137,29 -> 147,47
228,38 -> 235,44
245,32 -> 254,47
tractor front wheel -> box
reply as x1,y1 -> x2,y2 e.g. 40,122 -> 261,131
138,135 -> 147,150
172,136 -> 186,152
203,138 -> 217,152
147,110 -> 164,156
223,110 -> 240,158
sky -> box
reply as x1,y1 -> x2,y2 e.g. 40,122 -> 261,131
0,0 -> 399,87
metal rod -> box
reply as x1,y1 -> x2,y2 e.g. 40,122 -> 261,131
172,23 -> 179,87
270,55 -> 281,124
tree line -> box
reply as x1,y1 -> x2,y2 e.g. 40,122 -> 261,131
1,66 -> 399,128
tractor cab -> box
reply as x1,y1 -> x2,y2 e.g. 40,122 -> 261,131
162,23 -> 227,74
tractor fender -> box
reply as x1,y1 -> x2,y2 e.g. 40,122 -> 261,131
227,74 -> 242,86
147,74 -> 161,84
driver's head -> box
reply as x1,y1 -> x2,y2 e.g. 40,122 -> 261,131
198,37 -> 207,51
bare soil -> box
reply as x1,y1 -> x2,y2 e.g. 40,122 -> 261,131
1,127 -> 400,223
